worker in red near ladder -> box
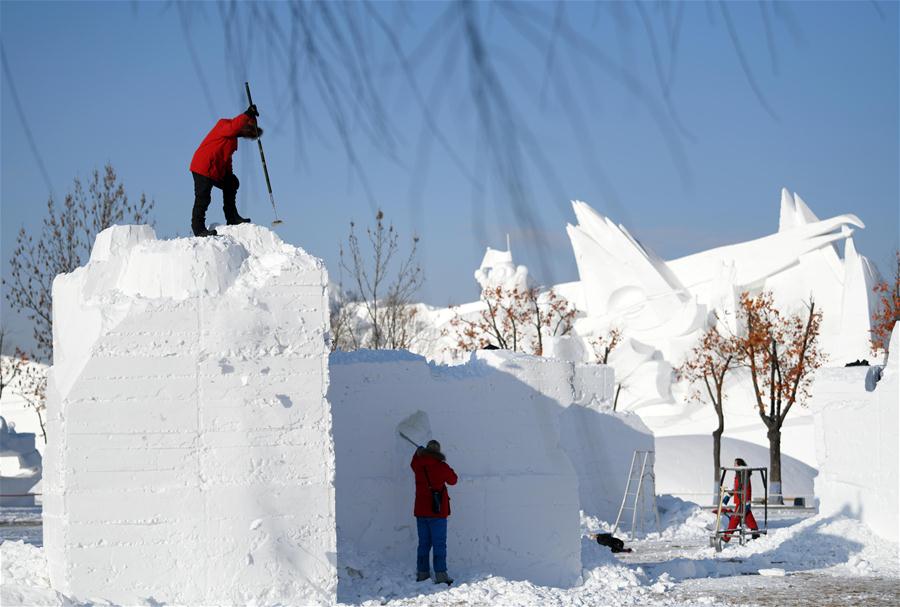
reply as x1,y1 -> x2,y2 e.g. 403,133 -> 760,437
723,457 -> 760,542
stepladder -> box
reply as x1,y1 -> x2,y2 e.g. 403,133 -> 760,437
613,450 -> 661,540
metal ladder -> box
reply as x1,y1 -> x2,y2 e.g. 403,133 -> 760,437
613,450 -> 661,540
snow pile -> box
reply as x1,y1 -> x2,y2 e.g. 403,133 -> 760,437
329,349 -> 649,588
0,541 -> 68,607
640,512 -> 899,585
811,322 -> 900,543
43,224 -> 336,605
655,495 -> 715,540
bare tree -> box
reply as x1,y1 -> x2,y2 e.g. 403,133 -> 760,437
735,291 -> 824,504
16,358 -> 47,445
0,329 -> 25,401
678,324 -> 739,500
5,164 -> 154,362
0,329 -> 47,444
337,210 -> 423,350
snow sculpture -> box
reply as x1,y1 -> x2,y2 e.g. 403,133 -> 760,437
329,350 -> 645,587
44,225 -> 335,605
474,245 -> 529,293
409,189 -> 878,501
0,416 -> 42,506
811,323 -> 899,543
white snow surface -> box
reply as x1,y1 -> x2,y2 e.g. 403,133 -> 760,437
43,224 -> 336,605
4,509 -> 897,606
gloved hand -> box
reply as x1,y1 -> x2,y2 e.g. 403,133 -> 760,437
245,104 -> 259,118
722,494 -> 730,506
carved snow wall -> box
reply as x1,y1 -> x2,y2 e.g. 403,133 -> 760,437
329,350 -> 648,588
811,323 -> 899,544
44,225 -> 336,605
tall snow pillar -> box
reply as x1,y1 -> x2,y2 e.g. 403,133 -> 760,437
44,225 -> 336,605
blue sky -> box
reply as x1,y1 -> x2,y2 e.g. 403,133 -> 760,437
1,1 -> 897,355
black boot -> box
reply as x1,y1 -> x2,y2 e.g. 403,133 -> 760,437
221,173 -> 250,225
416,571 -> 430,582
225,213 -> 251,226
193,226 -> 218,237
192,172 -> 216,237
434,571 -> 453,585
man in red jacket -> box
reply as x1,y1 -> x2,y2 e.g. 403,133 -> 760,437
411,440 -> 458,585
189,104 -> 263,237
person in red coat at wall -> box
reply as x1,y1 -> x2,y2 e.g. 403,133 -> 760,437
723,457 -> 760,542
411,440 -> 458,585
189,104 -> 263,237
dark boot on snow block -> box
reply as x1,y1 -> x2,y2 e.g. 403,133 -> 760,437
193,226 -> 218,237
416,571 -> 430,582
226,214 -> 251,226
434,571 -> 453,585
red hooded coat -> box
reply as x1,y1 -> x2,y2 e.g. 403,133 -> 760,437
733,470 -> 752,509
190,113 -> 254,182
411,451 -> 458,518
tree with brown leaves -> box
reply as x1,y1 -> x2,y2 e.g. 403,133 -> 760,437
591,328 -> 628,410
451,285 -> 530,352
451,285 -> 575,355
870,251 -> 899,357
678,324 -> 738,499
735,291 -> 824,503
591,328 -> 622,365
526,287 -> 576,356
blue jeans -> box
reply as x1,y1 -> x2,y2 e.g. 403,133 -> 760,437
416,517 -> 448,573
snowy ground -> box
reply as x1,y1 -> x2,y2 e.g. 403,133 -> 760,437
2,502 -> 897,607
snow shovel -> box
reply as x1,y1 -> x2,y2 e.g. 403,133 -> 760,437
398,431 -> 420,448
397,411 -> 431,448
244,81 -> 283,226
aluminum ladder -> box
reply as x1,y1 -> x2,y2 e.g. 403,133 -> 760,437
613,450 -> 661,540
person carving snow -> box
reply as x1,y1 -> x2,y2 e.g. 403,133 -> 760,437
189,104 -> 263,237
723,457 -> 760,542
411,440 -> 458,585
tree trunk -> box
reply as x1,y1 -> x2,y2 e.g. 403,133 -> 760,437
712,426 -> 723,506
768,425 -> 783,504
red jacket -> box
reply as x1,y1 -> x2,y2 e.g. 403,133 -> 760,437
411,451 -> 458,518
733,470 -> 752,509
190,113 -> 254,182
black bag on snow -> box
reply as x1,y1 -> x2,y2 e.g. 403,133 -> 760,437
595,533 -> 631,553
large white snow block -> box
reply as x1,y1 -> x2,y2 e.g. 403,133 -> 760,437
811,322 -> 899,543
329,350 -> 630,588
44,225 -> 336,605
